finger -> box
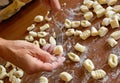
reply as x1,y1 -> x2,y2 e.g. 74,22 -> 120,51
47,44 -> 56,54
42,44 -> 51,51
41,56 -> 65,71
50,0 -> 61,12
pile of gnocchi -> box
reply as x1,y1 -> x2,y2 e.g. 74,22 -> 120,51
25,0 -> 120,82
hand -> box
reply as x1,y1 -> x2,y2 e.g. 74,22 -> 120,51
0,39 -> 65,74
43,0 -> 61,12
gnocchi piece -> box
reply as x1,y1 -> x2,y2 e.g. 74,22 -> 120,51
105,10 -> 115,18
74,30 -> 82,36
49,36 -> 56,45
33,40 -> 40,47
29,31 -> 37,37
107,37 -> 118,47
106,6 -> 113,11
71,21 -> 80,28
38,32 -> 48,38
108,54 -> 118,68
52,32 -> 56,39
83,59 -> 95,72
5,62 -> 13,68
9,76 -> 21,83
0,65 -> 6,73
8,68 -> 16,77
95,8 -> 106,18
25,35 -> 34,42
74,43 -> 86,53
39,76 -> 48,83
60,72 -> 73,82
64,19 -> 72,28
80,5 -> 89,13
83,0 -> 94,9
67,52 -> 80,62
113,5 -> 120,13
81,20 -> 91,27
45,11 -> 52,21
93,1 -> 105,18
65,29 -> 75,36
40,24 -> 50,31
39,38 -> 47,46
107,0 -> 118,6
80,30 -> 91,40
84,11 -> 93,20
98,26 -> 108,37
110,17 -> 119,29
98,0 -> 107,4
110,30 -> 120,40
34,15 -> 44,22
91,69 -> 106,80
102,18 -> 111,26
0,80 -> 4,83
53,45 -> 63,55
13,70 -> 24,78
91,27 -> 98,36
0,72 -> 8,80
27,24 -> 35,31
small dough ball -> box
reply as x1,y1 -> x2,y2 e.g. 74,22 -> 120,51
34,15 -> 44,22
53,45 -> 63,55
60,72 -> 73,82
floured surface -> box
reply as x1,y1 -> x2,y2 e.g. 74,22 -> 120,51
0,0 -> 120,83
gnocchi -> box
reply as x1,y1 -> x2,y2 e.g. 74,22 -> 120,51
39,38 -> 47,46
80,5 -> 89,13
0,80 -> 3,83
25,35 -> 34,42
33,40 -> 40,47
39,76 -> 48,83
102,18 -> 111,26
9,76 -> 21,83
38,32 -> 48,38
107,0 -> 118,6
110,17 -> 119,29
49,36 -> 56,45
65,29 -> 75,36
80,30 -> 91,40
34,15 -> 44,22
98,0 -> 107,4
74,30 -> 82,36
60,72 -> 73,82
45,11 -> 52,21
64,19 -> 72,28
0,65 -> 6,73
0,72 -> 8,80
110,30 -> 120,40
84,11 -> 93,20
67,52 -> 80,62
108,54 -> 118,68
13,70 -> 24,78
81,20 -> 91,27
83,59 -> 95,72
29,31 -> 38,37
91,69 -> 106,80
53,45 -> 63,55
98,26 -> 108,37
40,24 -> 50,31
83,0 -> 94,9
105,10 -> 115,18
113,5 -> 120,13
74,43 -> 86,53
71,21 -> 80,28
27,24 -> 35,31
91,27 -> 98,36
107,37 -> 118,47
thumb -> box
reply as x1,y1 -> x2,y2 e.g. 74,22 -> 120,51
50,0 -> 61,12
